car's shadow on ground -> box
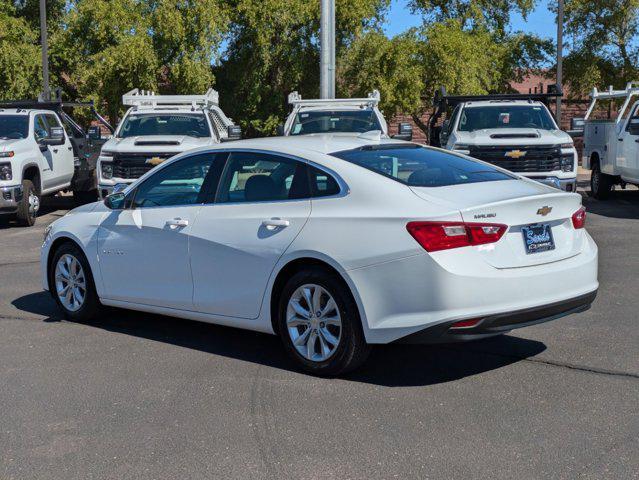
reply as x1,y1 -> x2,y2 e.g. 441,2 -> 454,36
13,291 -> 547,387
0,195 -> 75,229
581,190 -> 639,220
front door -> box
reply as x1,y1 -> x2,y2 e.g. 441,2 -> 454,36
190,151 -> 312,319
621,103 -> 639,181
35,113 -> 74,191
97,152 -> 219,309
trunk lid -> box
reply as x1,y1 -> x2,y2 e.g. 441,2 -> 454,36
410,180 -> 584,268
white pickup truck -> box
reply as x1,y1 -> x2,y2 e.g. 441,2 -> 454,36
0,98 -> 111,226
431,89 -> 578,192
578,82 -> 639,199
97,88 -> 240,198
277,90 -> 413,140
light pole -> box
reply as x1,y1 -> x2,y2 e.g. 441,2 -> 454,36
556,0 -> 564,125
320,0 -> 335,99
39,0 -> 50,101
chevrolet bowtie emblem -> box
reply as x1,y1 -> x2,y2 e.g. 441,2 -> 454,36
505,149 -> 527,159
146,157 -> 165,166
537,206 -> 552,216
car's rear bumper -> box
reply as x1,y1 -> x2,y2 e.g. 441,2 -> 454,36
396,290 -> 597,344
0,185 -> 22,214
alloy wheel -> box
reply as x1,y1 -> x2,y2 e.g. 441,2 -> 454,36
54,254 -> 87,312
286,284 -> 342,362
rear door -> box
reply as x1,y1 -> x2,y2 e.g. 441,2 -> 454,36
190,151 -> 312,319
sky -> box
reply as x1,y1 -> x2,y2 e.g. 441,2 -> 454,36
383,0 -> 557,40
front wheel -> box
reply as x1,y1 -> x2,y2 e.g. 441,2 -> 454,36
16,179 -> 39,227
590,162 -> 613,199
277,268 -> 370,376
49,242 -> 102,322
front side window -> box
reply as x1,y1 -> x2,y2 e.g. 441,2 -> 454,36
118,113 -> 211,138
626,104 -> 639,134
34,115 -> 49,141
132,153 -> 217,208
0,115 -> 29,139
290,110 -> 382,135
458,105 -> 556,131
332,145 -> 515,187
216,152 -> 309,203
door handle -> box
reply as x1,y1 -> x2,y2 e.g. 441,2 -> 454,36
68,146 -> 73,151
53,148 -> 59,153
618,138 -> 624,142
165,218 -> 189,229
262,218 -> 290,230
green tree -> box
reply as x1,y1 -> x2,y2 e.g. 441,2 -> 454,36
215,0 -> 388,136
0,0 -> 41,99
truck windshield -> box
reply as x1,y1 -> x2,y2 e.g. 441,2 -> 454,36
0,115 -> 29,139
332,145 -> 514,187
118,113 -> 210,138
290,110 -> 382,135
458,105 -> 556,131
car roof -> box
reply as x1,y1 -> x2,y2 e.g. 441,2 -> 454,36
0,109 -> 32,115
210,133 -> 410,156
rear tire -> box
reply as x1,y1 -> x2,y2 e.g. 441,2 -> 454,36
277,268 -> 371,376
590,161 -> 613,199
16,179 -> 38,227
48,242 -> 102,322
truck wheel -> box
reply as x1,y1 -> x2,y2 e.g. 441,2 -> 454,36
73,189 -> 98,206
590,163 -> 613,200
16,179 -> 39,227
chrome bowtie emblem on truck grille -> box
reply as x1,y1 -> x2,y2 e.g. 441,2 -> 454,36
145,157 -> 165,166
537,206 -> 552,216
504,149 -> 527,159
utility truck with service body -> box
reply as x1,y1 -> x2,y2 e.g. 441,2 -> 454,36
0,95 -> 112,226
278,90 -> 413,140
576,83 -> 639,199
97,89 -> 241,198
431,88 -> 579,192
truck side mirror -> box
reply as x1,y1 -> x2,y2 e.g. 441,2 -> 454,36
276,124 -> 285,136
40,126 -> 65,147
221,125 -> 242,142
391,122 -> 413,141
570,117 -> 585,132
87,126 -> 102,140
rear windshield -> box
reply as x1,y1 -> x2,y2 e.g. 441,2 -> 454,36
290,110 -> 381,135
118,113 -> 211,138
0,115 -> 29,139
458,105 -> 556,131
331,145 -> 515,187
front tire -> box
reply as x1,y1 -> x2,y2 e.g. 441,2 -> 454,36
16,179 -> 39,227
590,162 -> 613,199
49,242 -> 102,322
277,268 -> 370,376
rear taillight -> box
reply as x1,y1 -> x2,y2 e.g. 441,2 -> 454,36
449,318 -> 482,330
572,206 -> 586,229
406,221 -> 507,252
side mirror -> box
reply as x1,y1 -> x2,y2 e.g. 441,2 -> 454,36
40,126 -> 65,146
391,122 -> 413,141
571,117 -> 585,132
276,124 -> 285,136
87,126 -> 102,140
104,192 -> 125,210
221,125 -> 242,142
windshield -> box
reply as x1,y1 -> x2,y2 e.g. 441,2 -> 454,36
0,115 -> 29,139
458,105 -> 556,131
332,145 -> 515,187
118,113 -> 210,138
290,110 -> 381,135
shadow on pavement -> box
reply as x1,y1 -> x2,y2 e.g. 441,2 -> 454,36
0,195 -> 75,229
13,291 -> 546,387
581,190 -> 639,220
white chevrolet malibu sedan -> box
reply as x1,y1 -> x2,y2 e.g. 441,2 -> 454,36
41,135 -> 598,375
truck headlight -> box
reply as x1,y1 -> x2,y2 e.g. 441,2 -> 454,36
0,162 -> 12,180
101,162 -> 113,179
560,143 -> 574,149
0,151 -> 14,158
452,144 -> 471,154
560,155 -> 574,172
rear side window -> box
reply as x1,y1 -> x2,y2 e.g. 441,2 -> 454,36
308,165 -> 340,197
332,145 -> 514,187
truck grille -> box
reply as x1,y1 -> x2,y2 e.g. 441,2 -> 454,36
468,145 -> 562,172
112,152 -> 175,179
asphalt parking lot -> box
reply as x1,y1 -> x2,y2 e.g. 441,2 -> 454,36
1,182 -> 638,480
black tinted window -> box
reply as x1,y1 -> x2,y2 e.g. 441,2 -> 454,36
290,110 -> 381,135
332,145 -> 514,187
308,166 -> 340,197
132,154 -> 216,208
216,152 -> 309,203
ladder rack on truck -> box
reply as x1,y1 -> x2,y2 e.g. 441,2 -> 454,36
287,90 -> 381,108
